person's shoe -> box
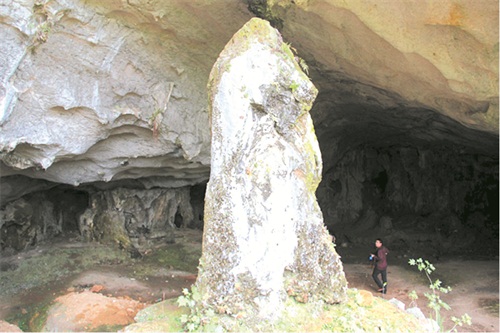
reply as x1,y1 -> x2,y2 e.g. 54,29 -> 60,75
377,288 -> 383,292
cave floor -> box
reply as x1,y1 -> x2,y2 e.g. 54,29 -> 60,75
338,245 -> 499,332
0,228 -> 498,332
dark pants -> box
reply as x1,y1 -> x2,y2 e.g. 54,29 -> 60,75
372,267 -> 387,293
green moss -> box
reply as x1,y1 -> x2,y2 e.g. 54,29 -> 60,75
302,132 -> 321,194
124,320 -> 181,332
1,237 -> 204,331
289,81 -> 299,93
6,299 -> 52,332
90,324 -> 127,332
0,245 -> 129,297
274,289 -> 420,332
318,290 -> 421,332
136,298 -> 188,323
172,289 -> 421,332
139,243 -> 200,275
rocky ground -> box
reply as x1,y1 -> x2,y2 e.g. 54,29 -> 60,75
0,228 -> 498,332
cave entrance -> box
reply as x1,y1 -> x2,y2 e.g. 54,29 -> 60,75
311,91 -> 499,258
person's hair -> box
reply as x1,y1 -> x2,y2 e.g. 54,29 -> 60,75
376,238 -> 383,244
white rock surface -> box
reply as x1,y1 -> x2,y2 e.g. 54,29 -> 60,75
196,18 -> 346,323
0,0 -> 253,187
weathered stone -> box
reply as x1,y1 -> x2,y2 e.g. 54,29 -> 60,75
0,185 -> 195,253
380,216 -> 393,232
261,0 -> 499,133
80,187 -> 194,252
0,186 -> 89,251
0,0 -> 497,196
388,297 -> 406,311
0,195 -> 60,251
195,18 -> 347,323
124,298 -> 188,332
319,144 -> 498,255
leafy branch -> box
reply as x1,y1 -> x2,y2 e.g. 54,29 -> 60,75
177,287 -> 215,332
408,258 -> 472,332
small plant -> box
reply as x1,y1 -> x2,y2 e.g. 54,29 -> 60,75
289,81 -> 299,93
29,0 -> 68,51
148,83 -> 174,138
408,289 -> 418,308
298,58 -> 309,75
32,0 -> 54,43
283,42 -> 310,75
177,287 -> 215,332
149,107 -> 163,138
408,258 -> 472,332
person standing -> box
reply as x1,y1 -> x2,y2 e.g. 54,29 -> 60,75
371,238 -> 389,294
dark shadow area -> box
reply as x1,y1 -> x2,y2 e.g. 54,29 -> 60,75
310,85 -> 499,259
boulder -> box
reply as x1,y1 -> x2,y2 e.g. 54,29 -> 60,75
43,291 -> 145,332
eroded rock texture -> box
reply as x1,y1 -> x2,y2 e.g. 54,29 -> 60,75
318,145 -> 498,255
259,0 -> 498,133
1,0 -> 497,189
84,187 -> 194,251
195,18 -> 346,324
0,186 -> 195,254
1,0 -> 253,190
0,188 -> 86,251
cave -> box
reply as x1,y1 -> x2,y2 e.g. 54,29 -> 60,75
311,83 -> 499,258
0,0 -> 498,331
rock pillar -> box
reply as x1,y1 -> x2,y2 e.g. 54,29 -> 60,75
195,18 -> 347,321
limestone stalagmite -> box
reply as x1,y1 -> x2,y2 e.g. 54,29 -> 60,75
195,18 -> 347,323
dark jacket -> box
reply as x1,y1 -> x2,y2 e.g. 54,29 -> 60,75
373,246 -> 389,270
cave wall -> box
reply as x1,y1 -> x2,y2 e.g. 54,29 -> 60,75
318,144 -> 498,255
189,182 -> 207,230
0,184 -> 201,254
0,187 -> 87,251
